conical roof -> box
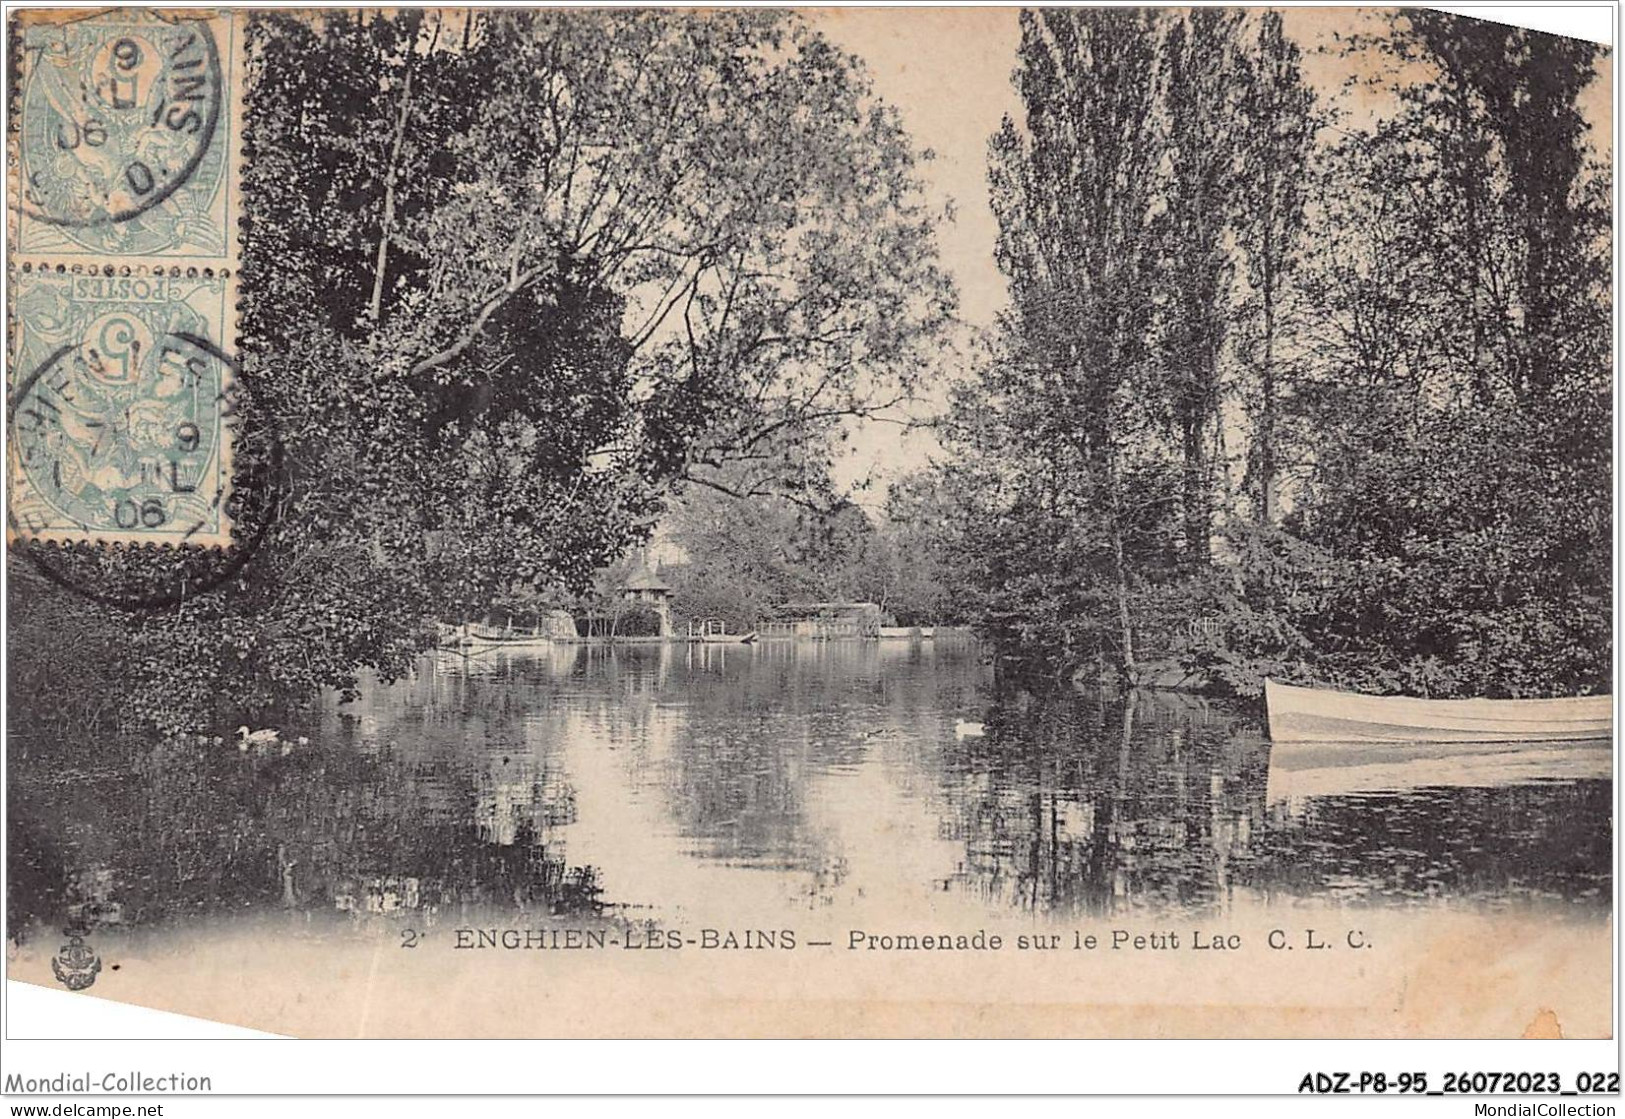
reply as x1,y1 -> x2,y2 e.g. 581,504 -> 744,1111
622,555 -> 670,593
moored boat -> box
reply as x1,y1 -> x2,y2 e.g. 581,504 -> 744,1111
1264,679 -> 1612,744
879,626 -> 935,640
453,633 -> 555,650
439,621 -> 555,651
688,618 -> 756,644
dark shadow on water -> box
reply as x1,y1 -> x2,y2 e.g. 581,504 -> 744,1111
939,685 -> 1610,917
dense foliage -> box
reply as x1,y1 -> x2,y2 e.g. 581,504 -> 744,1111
660,466 -> 958,634
9,9 -> 952,736
938,9 -> 1610,698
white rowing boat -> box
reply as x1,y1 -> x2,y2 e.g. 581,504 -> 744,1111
1264,679 -> 1612,744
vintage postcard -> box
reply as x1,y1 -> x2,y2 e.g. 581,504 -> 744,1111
3,5 -> 1614,1050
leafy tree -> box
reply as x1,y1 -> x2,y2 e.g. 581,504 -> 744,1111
13,9 -> 954,735
1232,12 -> 1317,525
943,8 -> 1609,699
660,461 -> 963,632
663,475 -> 830,632
980,8 -> 1169,675
1384,12 -> 1604,405
1153,8 -> 1246,569
1266,13 -> 1613,697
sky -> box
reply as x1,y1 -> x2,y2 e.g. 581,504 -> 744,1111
814,7 -> 1024,334
807,5 -> 1614,500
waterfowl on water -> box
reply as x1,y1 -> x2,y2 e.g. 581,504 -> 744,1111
237,725 -> 279,750
237,727 -> 310,756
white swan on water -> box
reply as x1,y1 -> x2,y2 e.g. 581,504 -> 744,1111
236,727 -> 310,755
236,726 -> 279,751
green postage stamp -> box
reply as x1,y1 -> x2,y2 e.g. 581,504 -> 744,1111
11,7 -> 238,259
8,265 -> 235,545
9,8 -> 240,546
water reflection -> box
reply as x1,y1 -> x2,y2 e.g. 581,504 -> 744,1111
938,690 -> 1272,916
7,641 -> 1611,943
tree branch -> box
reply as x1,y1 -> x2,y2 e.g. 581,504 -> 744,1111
367,60 -> 415,327
680,470 -> 840,515
407,264 -> 548,380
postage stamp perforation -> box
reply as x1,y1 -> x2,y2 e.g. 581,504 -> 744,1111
228,5 -> 246,276
5,12 -> 25,254
12,532 -> 223,559
230,16 -> 253,363
18,259 -> 232,279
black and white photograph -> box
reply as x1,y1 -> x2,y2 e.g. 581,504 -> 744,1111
2,0 -> 1615,1075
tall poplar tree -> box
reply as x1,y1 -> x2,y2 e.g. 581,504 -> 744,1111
1155,8 -> 1245,567
1233,12 -> 1316,525
984,8 -> 1167,674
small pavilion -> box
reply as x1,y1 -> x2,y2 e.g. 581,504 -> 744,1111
620,554 -> 673,636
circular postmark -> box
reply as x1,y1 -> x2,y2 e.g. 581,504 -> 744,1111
12,318 -> 229,537
9,333 -> 284,612
18,13 -> 223,228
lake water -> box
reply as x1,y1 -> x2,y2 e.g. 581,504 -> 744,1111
9,639 -> 1611,942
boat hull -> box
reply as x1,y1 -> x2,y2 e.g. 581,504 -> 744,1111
1265,679 -> 1612,743
445,636 -> 555,651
